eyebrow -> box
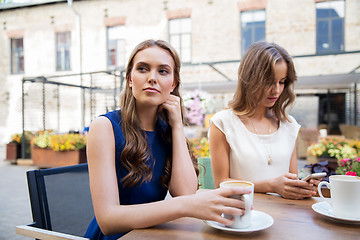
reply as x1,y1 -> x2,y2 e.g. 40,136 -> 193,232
134,61 -> 150,67
135,61 -> 172,69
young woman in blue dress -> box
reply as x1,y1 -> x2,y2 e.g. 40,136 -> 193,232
85,39 -> 251,239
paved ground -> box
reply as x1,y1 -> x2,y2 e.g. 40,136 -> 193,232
0,144 -> 37,240
0,144 -> 308,240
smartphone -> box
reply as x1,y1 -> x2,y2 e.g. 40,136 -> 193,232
301,172 -> 326,182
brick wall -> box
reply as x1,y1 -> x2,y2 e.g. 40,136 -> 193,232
0,0 -> 359,143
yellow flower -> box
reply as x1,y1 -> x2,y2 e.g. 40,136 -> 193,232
49,133 -> 87,151
189,137 -> 210,159
307,137 -> 359,160
34,131 -> 87,151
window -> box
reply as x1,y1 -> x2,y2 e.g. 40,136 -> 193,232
241,10 -> 265,55
56,32 -> 71,71
107,25 -> 126,69
169,18 -> 191,63
316,0 -> 345,53
11,38 -> 24,74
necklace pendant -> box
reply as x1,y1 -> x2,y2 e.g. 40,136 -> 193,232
268,157 -> 272,165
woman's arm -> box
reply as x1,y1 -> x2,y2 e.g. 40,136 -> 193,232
87,118 -> 250,235
209,123 -> 236,187
289,141 -> 298,174
161,95 -> 198,196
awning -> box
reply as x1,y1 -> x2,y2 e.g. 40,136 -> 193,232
183,72 -> 360,93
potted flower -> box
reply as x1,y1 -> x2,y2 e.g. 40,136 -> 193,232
306,136 -> 357,170
183,90 -> 215,126
6,131 -> 33,161
336,158 -> 360,176
31,131 -> 87,168
189,137 -> 214,189
307,136 -> 360,177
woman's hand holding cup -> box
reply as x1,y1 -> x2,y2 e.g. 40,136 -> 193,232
220,180 -> 254,229
185,185 -> 252,226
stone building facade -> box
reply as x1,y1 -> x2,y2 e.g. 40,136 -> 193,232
0,0 -> 359,145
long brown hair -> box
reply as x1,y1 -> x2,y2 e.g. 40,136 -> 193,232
120,39 -> 198,187
229,41 -> 297,121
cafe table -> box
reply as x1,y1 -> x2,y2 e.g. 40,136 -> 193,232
120,193 -> 360,240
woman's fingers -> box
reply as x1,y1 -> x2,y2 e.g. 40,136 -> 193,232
282,185 -> 316,199
160,95 -> 182,127
221,205 -> 245,216
217,186 -> 252,197
193,189 -> 250,222
277,175 -> 317,199
212,214 -> 234,226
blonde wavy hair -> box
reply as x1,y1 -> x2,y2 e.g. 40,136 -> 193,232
120,39 -> 198,187
229,41 -> 297,122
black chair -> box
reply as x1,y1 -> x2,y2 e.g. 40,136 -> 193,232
16,163 -> 94,240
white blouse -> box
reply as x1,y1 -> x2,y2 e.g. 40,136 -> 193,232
209,109 -> 300,181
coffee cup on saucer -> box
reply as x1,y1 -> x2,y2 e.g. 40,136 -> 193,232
318,175 -> 360,219
220,180 -> 254,228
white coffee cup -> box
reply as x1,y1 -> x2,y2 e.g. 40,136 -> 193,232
318,175 -> 360,219
220,180 -> 254,228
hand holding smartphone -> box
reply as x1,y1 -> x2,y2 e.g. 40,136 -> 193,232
301,172 -> 326,182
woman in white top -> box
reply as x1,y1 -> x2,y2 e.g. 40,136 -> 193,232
209,41 -> 320,200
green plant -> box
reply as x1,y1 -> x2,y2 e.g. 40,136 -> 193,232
336,158 -> 360,176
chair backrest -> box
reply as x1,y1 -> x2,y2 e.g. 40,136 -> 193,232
339,124 -> 360,139
27,163 -> 94,237
197,157 -> 215,189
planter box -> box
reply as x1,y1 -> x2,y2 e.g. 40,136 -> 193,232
6,142 -> 20,160
6,142 -> 32,160
31,146 -> 87,168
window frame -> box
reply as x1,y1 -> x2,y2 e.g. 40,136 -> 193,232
316,0 -> 345,54
56,31 -> 72,71
240,9 -> 266,55
168,17 -> 192,63
106,25 -> 126,70
10,37 -> 24,74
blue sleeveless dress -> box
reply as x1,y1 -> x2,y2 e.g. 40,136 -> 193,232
84,110 -> 171,240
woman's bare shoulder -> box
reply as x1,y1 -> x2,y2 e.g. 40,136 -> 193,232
89,116 -> 113,134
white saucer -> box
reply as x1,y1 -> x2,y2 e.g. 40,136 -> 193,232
312,202 -> 360,224
204,210 -> 273,234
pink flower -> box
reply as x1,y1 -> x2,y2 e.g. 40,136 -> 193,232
339,159 -> 347,166
345,171 -> 357,176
